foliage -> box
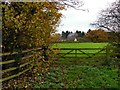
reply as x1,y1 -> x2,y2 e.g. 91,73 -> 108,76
2,2 -> 64,89
2,2 -> 63,52
106,42 -> 120,60
85,29 -> 108,42
50,33 -> 60,43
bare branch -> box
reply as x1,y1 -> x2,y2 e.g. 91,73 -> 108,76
58,0 -> 89,11
97,0 -> 120,33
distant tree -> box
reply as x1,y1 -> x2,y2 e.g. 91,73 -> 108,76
76,30 -> 79,34
70,31 -> 73,33
66,31 -> 70,38
61,31 -> 71,39
76,30 -> 80,37
81,31 -> 85,37
85,29 -> 108,42
76,30 -> 85,37
96,0 -> 120,59
87,29 -> 91,33
62,31 -> 66,39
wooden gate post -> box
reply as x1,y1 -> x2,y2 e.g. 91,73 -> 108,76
106,47 -> 108,60
106,46 -> 109,65
75,49 -> 77,58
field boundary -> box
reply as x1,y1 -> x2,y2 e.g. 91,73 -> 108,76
1,47 -> 42,83
53,47 -> 107,58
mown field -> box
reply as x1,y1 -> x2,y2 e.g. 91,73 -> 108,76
52,43 -> 109,57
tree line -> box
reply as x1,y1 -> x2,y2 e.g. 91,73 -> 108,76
60,29 -> 116,42
61,30 -> 85,39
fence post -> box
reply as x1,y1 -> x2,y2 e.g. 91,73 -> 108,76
42,45 -> 48,61
106,46 -> 109,65
75,49 -> 77,58
106,47 -> 108,61
14,49 -> 22,73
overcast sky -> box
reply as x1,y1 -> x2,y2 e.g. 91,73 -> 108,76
57,0 -> 116,33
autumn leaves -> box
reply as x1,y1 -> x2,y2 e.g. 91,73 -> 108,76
2,2 -> 64,52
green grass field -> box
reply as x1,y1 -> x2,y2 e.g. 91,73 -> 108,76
34,42 -> 118,89
52,42 -> 108,48
34,57 -> 118,88
52,43 -> 109,57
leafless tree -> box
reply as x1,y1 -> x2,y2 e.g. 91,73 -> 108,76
59,0 -> 84,10
98,1 -> 120,32
96,0 -> 120,43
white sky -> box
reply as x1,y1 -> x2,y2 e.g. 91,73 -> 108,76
57,0 -> 116,33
